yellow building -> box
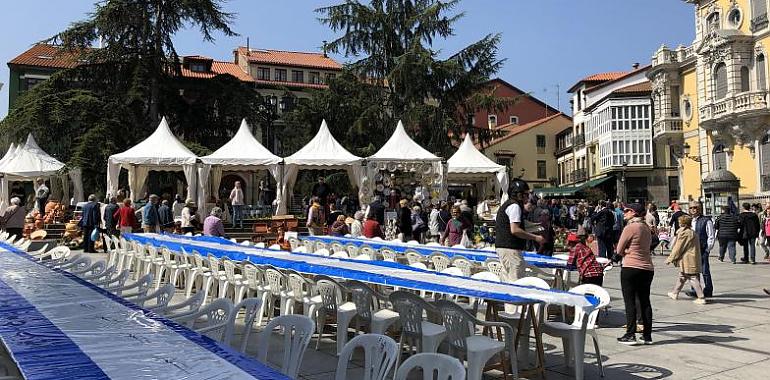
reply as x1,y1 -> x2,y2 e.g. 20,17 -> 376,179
480,113 -> 573,189
649,0 -> 770,214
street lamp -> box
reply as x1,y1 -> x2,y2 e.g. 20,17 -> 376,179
679,142 -> 702,162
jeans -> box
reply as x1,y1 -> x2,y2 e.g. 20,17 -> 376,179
718,239 -> 737,263
620,267 -> 654,338
695,244 -> 713,297
231,205 -> 243,228
741,238 -> 757,262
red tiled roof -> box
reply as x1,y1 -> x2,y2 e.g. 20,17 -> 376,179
253,79 -> 328,89
8,44 -> 82,69
481,113 -> 569,148
236,47 -> 342,70
613,81 -> 652,94
179,59 -> 253,82
581,71 -> 628,82
584,65 -> 651,93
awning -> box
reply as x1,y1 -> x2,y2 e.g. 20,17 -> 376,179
534,175 -> 613,198
578,175 -> 614,190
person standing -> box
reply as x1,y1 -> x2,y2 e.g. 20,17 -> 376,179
311,176 -> 331,207
203,207 -> 226,238
397,199 -> 412,242
761,207 -> 770,260
79,194 -> 102,253
330,215 -> 349,236
306,196 -> 325,236
158,200 -> 175,233
350,211 -> 364,238
229,181 -> 245,229
686,201 -> 715,298
715,206 -> 741,263
102,197 -> 119,251
495,179 -> 544,282
738,202 -> 761,264
668,203 -> 686,246
141,194 -> 161,233
428,204 -> 440,242
1,197 -> 26,238
172,194 -> 184,219
366,195 -> 385,225
114,198 -> 137,234
590,201 -> 615,258
180,199 -> 197,234
666,214 -> 707,304
34,178 -> 49,215
410,205 -> 426,243
437,202 -> 451,243
441,205 -> 471,247
613,203 -> 655,345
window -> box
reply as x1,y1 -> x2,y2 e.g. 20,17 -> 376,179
281,96 -> 295,112
671,86 -> 680,116
256,67 -> 270,81
707,12 -> 720,34
761,134 -> 770,191
291,70 -> 304,83
536,135 -> 546,154
309,71 -> 321,84
189,63 -> 207,72
325,73 -> 336,83
713,143 -> 728,170
758,55 -> 767,91
683,98 -> 693,120
466,114 -> 476,126
274,69 -> 287,82
714,63 -> 728,100
753,0 -> 768,30
509,116 -> 519,125
728,8 -> 742,28
22,77 -> 45,91
537,161 -> 547,179
496,157 -> 512,168
488,115 -> 497,128
741,66 -> 751,92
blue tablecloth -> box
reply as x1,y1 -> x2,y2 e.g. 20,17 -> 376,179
0,242 -> 289,380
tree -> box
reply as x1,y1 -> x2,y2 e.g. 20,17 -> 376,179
314,0 -> 514,155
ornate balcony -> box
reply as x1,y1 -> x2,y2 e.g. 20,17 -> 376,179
573,134 -> 585,148
571,168 -> 588,183
652,116 -> 683,141
699,91 -> 770,130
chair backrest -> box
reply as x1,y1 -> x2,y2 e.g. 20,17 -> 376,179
380,248 -> 398,262
199,298 -> 234,341
435,299 -> 475,353
193,252 -> 206,269
484,259 -> 504,277
470,271 -> 500,282
345,244 -> 359,257
569,284 -> 610,329
47,246 -> 71,260
389,291 -> 433,340
160,247 -> 172,262
394,353 -> 466,380
207,255 -> 221,272
150,284 -> 175,309
134,273 -> 154,296
254,242 -> 266,248
335,334 -> 398,380
239,240 -> 252,246
425,242 -> 442,247
223,297 -> 263,352
409,262 -> 428,270
315,276 -> 344,314
331,242 -> 346,253
222,258 -> 238,282
315,248 -> 331,256
315,241 -> 328,250
87,261 -> 107,277
146,244 -> 158,259
509,277 -> 552,318
360,245 -> 376,259
405,250 -> 424,265
440,267 -> 464,277
257,314 -> 315,378
288,237 -> 301,251
287,270 -> 313,302
330,250 -> 350,259
264,267 -> 287,296
303,239 -> 316,253
346,280 -> 379,323
243,263 -> 262,291
429,252 -> 451,272
450,257 -> 472,277
230,238 -> 239,244
406,240 -> 420,245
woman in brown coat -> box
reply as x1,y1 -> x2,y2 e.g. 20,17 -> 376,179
666,214 -> 707,304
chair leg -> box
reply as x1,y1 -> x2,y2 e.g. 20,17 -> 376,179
154,267 -> 165,290
572,333 -> 586,380
217,280 -> 229,300
201,277 -> 215,304
336,312 -> 356,356
234,285 -> 246,304
184,271 -> 199,297
282,298 -> 295,315
315,311 -> 326,350
562,337 -> 571,368
169,268 -> 182,289
592,334 -> 604,377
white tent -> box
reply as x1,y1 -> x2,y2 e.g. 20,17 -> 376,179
447,134 -> 509,202
362,120 -> 447,204
0,135 -> 79,213
198,119 -> 282,216
279,119 -> 363,214
107,117 -> 198,201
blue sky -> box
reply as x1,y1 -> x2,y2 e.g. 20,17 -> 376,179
0,0 -> 694,118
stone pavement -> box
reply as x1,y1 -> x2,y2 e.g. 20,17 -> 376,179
76,247 -> 770,379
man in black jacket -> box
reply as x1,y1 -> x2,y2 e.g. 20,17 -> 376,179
590,201 -> 615,258
715,206 -> 742,263
739,202 -> 761,264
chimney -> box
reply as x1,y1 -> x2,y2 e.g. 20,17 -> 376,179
632,62 -> 640,70
322,40 -> 328,58
246,37 -> 250,52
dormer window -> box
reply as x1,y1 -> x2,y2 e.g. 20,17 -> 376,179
189,63 -> 207,72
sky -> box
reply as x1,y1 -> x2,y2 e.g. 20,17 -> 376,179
0,0 -> 695,118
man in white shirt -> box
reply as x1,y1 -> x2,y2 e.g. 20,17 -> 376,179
495,179 -> 544,282
229,181 -> 245,229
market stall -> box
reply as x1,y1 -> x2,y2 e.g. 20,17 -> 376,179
106,117 -> 198,202
361,120 -> 446,208
198,119 -> 282,217
279,120 -> 363,215
447,133 -> 509,218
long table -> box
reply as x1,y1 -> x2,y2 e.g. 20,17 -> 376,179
126,233 -> 596,311
0,242 -> 289,380
302,235 -> 568,269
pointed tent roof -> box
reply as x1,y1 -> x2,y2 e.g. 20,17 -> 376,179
448,134 -> 505,174
0,143 -> 17,167
0,134 -> 66,177
200,119 -> 281,166
369,120 -> 439,161
284,120 -> 361,166
110,117 -> 197,165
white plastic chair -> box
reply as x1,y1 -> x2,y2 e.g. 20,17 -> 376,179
130,283 -> 175,309
484,259 -> 505,278
223,298 -> 263,353
380,248 -> 398,262
429,252 -> 452,272
184,252 -> 214,298
409,262 -> 428,270
395,353 -> 466,380
284,270 -> 321,317
334,334 -> 399,380
426,242 -> 442,247
346,281 -> 400,336
221,258 -> 248,303
541,284 -> 610,379
498,276 -> 551,359
256,314 -> 315,378
389,291 -> 447,372
27,243 -> 50,258
406,240 -> 420,245
450,256 -> 473,277
314,276 -> 357,355
330,250 -> 350,259
153,291 -> 206,319
107,273 -> 153,297
405,250 -> 424,265
175,298 -> 234,342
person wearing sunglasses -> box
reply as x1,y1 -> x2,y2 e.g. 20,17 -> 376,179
495,179 -> 544,282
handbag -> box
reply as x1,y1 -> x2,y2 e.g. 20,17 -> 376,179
90,228 -> 100,241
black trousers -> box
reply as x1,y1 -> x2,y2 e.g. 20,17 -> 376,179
5,228 -> 23,239
581,276 -> 604,286
82,226 -> 96,253
620,267 -> 654,337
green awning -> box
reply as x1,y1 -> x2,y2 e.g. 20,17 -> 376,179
534,186 -> 580,198
577,175 -> 614,190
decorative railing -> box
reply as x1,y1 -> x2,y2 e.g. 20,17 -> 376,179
652,118 -> 683,140
699,90 -> 770,126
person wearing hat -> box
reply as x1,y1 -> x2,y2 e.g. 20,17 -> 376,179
180,199 -> 198,234
566,231 -> 605,286
495,179 -> 544,282
350,210 -> 364,238
614,202 -> 655,345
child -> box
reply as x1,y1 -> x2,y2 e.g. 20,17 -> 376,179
566,232 -> 605,286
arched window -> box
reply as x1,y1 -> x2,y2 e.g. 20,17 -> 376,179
714,63 -> 728,100
762,134 -> 770,191
758,54 -> 767,90
707,12 -> 720,34
741,66 -> 751,92
713,143 -> 728,170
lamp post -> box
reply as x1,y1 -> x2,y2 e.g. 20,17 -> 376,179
619,160 -> 628,203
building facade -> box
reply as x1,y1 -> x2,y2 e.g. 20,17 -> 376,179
480,113 -> 573,189
649,0 -> 770,212
466,78 -> 562,130
566,66 -> 679,204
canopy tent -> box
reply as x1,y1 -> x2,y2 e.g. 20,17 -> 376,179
0,135 -> 80,213
447,134 -> 509,203
362,120 -> 447,205
198,119 -> 283,216
107,117 -> 198,201
279,120 -> 363,215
